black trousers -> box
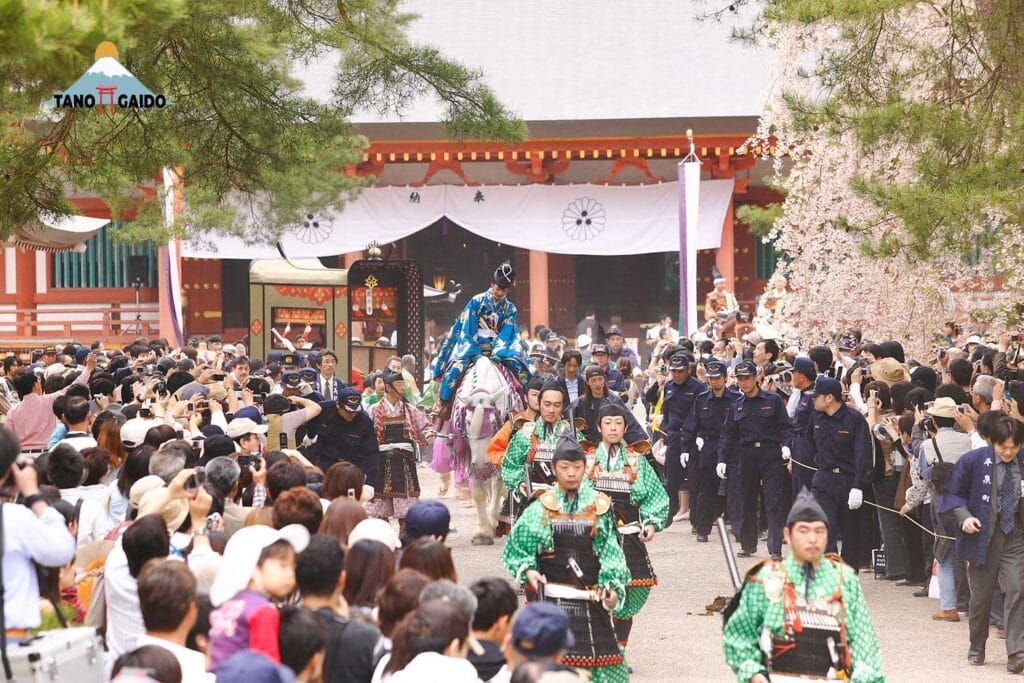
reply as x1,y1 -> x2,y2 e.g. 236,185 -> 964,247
694,438 -> 724,535
811,470 -> 863,570
738,445 -> 787,555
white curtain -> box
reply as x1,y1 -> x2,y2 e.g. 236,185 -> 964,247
181,180 -> 735,259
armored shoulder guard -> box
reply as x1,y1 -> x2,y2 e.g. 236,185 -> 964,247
594,491 -> 612,515
628,440 -> 652,455
573,417 -> 588,432
512,412 -> 531,430
539,490 -> 559,512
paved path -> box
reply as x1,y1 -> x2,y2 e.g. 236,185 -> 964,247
419,467 -> 1019,681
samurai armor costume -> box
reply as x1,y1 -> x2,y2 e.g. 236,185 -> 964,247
723,553 -> 884,682
499,419 -> 578,526
588,443 -> 669,625
365,398 -> 428,520
502,485 -> 631,683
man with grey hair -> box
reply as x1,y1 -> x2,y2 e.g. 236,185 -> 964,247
972,374 -> 998,414
205,456 -> 241,499
204,456 -> 254,536
419,580 -> 484,656
148,443 -> 188,483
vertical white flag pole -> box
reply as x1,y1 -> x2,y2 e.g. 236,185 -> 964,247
162,167 -> 185,346
677,130 -> 701,337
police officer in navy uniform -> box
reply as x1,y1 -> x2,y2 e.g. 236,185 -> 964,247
681,359 -> 741,541
808,376 -> 872,570
657,351 -> 705,524
717,360 -> 791,558
786,357 -> 818,493
302,387 -> 381,489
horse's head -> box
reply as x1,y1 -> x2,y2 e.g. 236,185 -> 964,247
455,358 -> 515,468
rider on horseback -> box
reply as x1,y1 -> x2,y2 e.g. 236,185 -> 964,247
432,261 -> 533,421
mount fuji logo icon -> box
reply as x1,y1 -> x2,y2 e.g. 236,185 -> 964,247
47,42 -> 167,110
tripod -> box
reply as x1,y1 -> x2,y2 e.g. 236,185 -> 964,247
122,280 -> 144,336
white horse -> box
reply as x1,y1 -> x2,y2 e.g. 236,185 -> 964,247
451,356 -> 522,545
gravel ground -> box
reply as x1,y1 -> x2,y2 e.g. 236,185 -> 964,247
418,467 -> 1021,682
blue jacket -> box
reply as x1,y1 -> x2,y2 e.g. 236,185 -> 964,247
807,403 -> 872,490
717,390 -> 790,468
786,390 -> 815,466
681,387 -> 741,453
941,445 -> 1001,566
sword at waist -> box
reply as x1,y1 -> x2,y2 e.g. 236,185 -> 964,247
543,582 -> 601,602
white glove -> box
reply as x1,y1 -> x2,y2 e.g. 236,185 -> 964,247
716,463 -> 727,479
781,446 -> 791,462
680,452 -> 689,467
848,488 -> 863,510
696,437 -> 705,450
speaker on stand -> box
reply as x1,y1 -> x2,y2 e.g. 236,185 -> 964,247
123,255 -> 149,336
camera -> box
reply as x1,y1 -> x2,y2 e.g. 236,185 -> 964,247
920,416 -> 935,433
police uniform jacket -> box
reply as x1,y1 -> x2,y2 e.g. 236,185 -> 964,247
807,403 -> 872,490
717,390 -> 790,468
681,386 -> 741,454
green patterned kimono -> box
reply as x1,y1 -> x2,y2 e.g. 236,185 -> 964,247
723,553 -> 884,682
502,484 -> 632,683
590,442 -> 670,620
500,418 -> 577,493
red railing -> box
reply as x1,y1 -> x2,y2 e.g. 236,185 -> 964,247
0,304 -> 160,347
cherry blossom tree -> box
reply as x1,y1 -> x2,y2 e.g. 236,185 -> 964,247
732,0 -> 1024,357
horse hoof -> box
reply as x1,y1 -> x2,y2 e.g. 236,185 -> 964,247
471,536 -> 495,546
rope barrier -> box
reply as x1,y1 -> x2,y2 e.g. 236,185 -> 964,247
786,457 -> 955,540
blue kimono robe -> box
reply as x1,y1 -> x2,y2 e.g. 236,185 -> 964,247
431,290 -> 532,401
941,445 -> 999,566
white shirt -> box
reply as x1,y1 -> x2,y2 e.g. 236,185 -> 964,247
104,539 -> 147,657
136,635 -> 215,682
0,502 -> 76,629
57,431 -> 98,451
59,488 -> 112,544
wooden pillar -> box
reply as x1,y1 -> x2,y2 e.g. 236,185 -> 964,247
528,250 -> 549,331
15,249 -> 35,337
343,252 -> 362,268
715,198 -> 736,286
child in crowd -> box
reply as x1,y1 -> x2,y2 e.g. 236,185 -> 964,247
207,524 -> 310,671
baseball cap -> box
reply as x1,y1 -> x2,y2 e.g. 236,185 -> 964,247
281,371 -> 302,389
511,602 -> 575,657
348,518 -> 402,552
337,386 -> 363,412
299,368 -> 317,382
215,651 -> 296,683
606,325 -> 624,337
705,360 -> 727,378
225,417 -> 268,440
792,356 -> 816,379
584,364 -> 604,379
42,346 -> 56,355
591,343 -> 609,355
576,334 -> 592,348
813,377 -> 843,400
120,417 -> 157,449
668,352 -> 691,371
210,524 -> 310,607
734,360 -> 758,377
404,500 -> 453,540
279,352 -> 302,367
233,406 -> 264,424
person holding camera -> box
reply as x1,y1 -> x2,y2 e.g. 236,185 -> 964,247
6,352 -> 95,455
901,397 -> 974,621
0,426 -> 77,636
